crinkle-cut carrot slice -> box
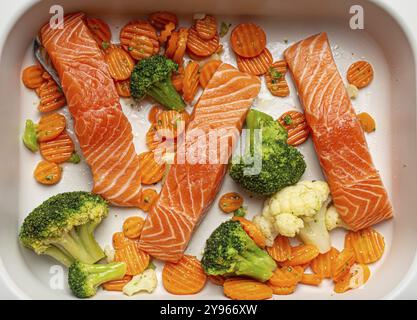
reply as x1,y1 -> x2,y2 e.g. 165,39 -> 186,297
357,112 -> 376,133
195,15 -> 217,40
148,105 -> 165,123
139,188 -> 159,212
112,232 -> 135,250
237,48 -> 273,76
199,60 -> 222,88
265,60 -> 290,97
85,17 -> 112,47
334,263 -> 371,293
114,241 -> 150,276
159,22 -> 176,44
208,275 -> 226,286
310,247 -> 339,278
219,192 -> 243,213
230,23 -> 266,58
269,284 -> 297,295
267,235 -> 292,262
42,71 -> 52,80
155,110 -> 187,140
120,20 -> 159,54
344,228 -> 385,264
187,27 -> 220,58
127,35 -> 154,60
149,11 -> 178,29
165,30 -> 179,59
332,248 -> 356,282
233,216 -> 266,248
281,245 -> 320,267
40,131 -> 74,164
186,51 -> 208,61
138,151 -> 166,185
37,80 -> 66,113
172,28 -> 189,66
146,124 -> 164,151
37,112 -> 66,142
278,110 -> 311,146
182,61 -> 200,103
33,160 -> 62,185
123,216 -> 146,239
224,278 -> 272,300
300,273 -> 322,286
115,79 -> 131,97
163,255 -> 207,295
22,65 -> 46,89
347,60 -> 374,89
105,46 -> 135,81
103,275 -> 132,292
171,67 -> 184,92
268,266 -> 301,287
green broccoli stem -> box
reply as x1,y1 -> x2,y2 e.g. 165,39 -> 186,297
77,221 -> 105,263
235,246 -> 277,282
148,79 -> 186,111
44,246 -> 75,267
84,262 -> 127,287
53,232 -> 96,264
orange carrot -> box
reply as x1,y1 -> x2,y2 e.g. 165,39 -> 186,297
187,27 -> 219,58
172,28 -> 189,66
37,80 -> 66,113
102,275 -> 133,292
162,255 -> 207,295
148,105 -> 165,123
33,160 -> 62,185
155,110 -> 187,140
182,61 -> 200,103
171,69 -> 184,92
223,278 -> 272,300
146,124 -> 164,151
199,60 -> 222,88
268,266 -> 301,287
138,188 -> 159,212
37,112 -> 66,142
334,263 -> 371,293
332,248 -> 356,282
278,111 -> 311,146
165,31 -> 179,59
281,245 -> 320,267
267,235 -> 292,263
120,20 -> 159,54
149,11 -> 178,29
310,247 -> 339,278
123,216 -> 145,239
344,228 -> 385,264
357,112 -> 376,133
347,61 -> 374,89
265,60 -> 290,97
236,48 -> 273,76
40,130 -> 74,164
233,216 -> 266,248
105,46 -> 135,81
85,17 -> 112,47
22,65 -> 46,89
230,23 -> 266,58
300,274 -> 322,286
112,232 -> 134,250
208,275 -> 226,286
114,241 -> 150,276
138,151 -> 166,185
127,36 -> 154,60
115,79 -> 131,97
269,284 -> 297,295
158,22 -> 176,44
219,192 -> 243,213
195,15 -> 217,40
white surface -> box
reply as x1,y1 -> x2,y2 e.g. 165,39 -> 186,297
0,0 -> 416,299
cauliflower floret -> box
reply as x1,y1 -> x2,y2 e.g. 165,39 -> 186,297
253,215 -> 278,247
274,213 -> 304,237
326,205 -> 350,231
122,269 -> 158,297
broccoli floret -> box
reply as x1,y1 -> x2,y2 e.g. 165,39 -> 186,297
201,220 -> 276,282
130,55 -> 185,111
68,261 -> 126,298
22,119 -> 39,152
230,109 -> 306,196
19,192 -> 109,267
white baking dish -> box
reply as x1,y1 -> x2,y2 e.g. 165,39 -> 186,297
0,0 -> 416,299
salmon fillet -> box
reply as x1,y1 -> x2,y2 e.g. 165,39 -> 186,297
284,33 -> 393,230
40,13 -> 142,207
139,64 -> 261,261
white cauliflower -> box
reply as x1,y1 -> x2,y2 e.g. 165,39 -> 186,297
326,205 -> 350,231
122,269 -> 158,297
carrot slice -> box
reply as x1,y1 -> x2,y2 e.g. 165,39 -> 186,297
138,151 -> 166,185
127,36 -> 154,60
33,160 -> 62,185
195,15 -> 217,40
171,69 -> 184,92
278,111 -> 311,146
357,112 -> 376,133
208,275 -> 226,286
265,60 -> 290,97
344,228 -> 385,264
172,28 -> 189,66
112,232 -> 134,250
182,61 -> 200,103
37,80 -> 66,113
40,131 -> 74,164
199,60 -> 222,88
165,30 -> 179,59
224,278 -> 272,300
139,188 -> 159,212
332,248 -> 356,282
123,216 -> 145,239
347,61 -> 374,89
155,110 -> 187,140
149,11 -> 178,29
300,274 -> 322,286
269,284 -> 297,295
267,235 -> 292,263
162,255 -> 207,295
219,192 -> 243,213
85,17 -> 112,47
230,23 -> 266,58
120,20 -> 159,54
268,266 -> 301,287
233,216 -> 266,248
105,46 -> 135,81
22,65 -> 46,89
281,245 -> 320,267
236,48 -> 273,76
115,79 -> 131,97
187,27 -> 219,58
159,22 -> 176,44
310,247 -> 339,278
103,275 -> 133,292
334,263 -> 371,293
146,124 -> 163,151
37,112 -> 66,142
114,241 -> 150,276
148,105 -> 165,123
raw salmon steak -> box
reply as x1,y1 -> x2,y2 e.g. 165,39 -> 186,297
284,32 -> 393,230
139,64 -> 261,261
41,13 -> 142,207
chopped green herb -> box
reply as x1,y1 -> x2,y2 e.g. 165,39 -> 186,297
45,175 -> 54,181
68,152 -> 81,164
102,41 -> 110,50
219,22 -> 232,38
233,206 -> 247,218
147,260 -> 156,270
128,47 -> 133,52
283,115 -> 293,125
269,67 -> 283,80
